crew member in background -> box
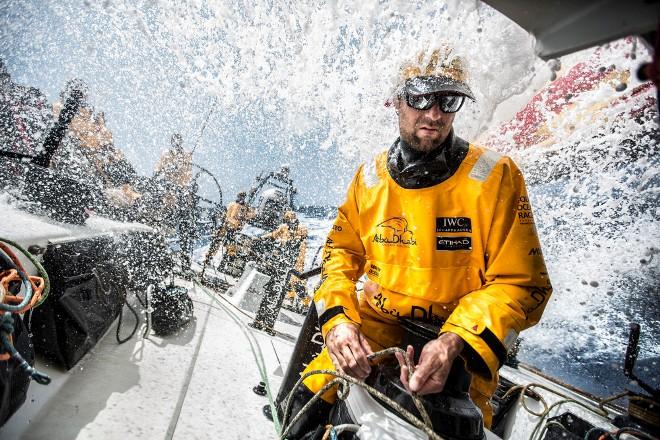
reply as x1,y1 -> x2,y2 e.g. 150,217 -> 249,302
154,133 -> 193,206
264,211 -> 306,242
286,213 -> 311,312
201,191 -> 255,277
250,210 -> 309,333
154,133 -> 196,272
285,45 -> 553,438
264,211 -> 309,310
52,79 -> 141,209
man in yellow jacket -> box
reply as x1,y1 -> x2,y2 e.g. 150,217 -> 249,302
286,46 -> 552,438
202,191 -> 255,275
264,211 -> 309,310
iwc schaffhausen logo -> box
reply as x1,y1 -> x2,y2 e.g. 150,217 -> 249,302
373,217 -> 417,246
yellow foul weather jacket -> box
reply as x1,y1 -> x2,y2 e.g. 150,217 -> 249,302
314,144 -> 552,383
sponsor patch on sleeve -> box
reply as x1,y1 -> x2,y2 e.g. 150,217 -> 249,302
436,236 -> 472,251
469,149 -> 502,182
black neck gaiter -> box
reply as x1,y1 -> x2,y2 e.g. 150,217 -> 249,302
386,131 -> 469,189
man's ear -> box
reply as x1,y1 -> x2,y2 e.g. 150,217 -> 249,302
393,97 -> 401,115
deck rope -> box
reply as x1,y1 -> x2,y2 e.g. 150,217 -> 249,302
279,347 -> 442,440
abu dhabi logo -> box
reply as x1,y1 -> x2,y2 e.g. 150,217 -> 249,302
373,217 -> 417,246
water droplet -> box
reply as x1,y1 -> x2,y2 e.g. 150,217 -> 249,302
615,82 -> 627,92
548,59 -> 561,71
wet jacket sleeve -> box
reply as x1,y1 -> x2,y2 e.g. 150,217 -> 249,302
441,159 -> 553,380
314,170 -> 366,339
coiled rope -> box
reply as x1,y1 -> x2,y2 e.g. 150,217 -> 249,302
197,274 -> 443,439
0,237 -> 50,309
197,270 -> 658,440
279,347 -> 443,440
501,381 -> 658,440
0,237 -> 51,384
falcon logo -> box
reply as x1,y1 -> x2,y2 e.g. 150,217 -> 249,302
373,217 -> 417,246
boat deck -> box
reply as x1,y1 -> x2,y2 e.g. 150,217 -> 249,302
0,280 -> 300,439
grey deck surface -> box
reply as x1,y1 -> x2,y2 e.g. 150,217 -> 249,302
0,283 -> 301,440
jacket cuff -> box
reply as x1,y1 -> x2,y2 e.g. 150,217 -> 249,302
441,321 -> 503,380
318,306 -> 361,340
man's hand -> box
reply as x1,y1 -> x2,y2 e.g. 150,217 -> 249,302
395,332 -> 464,395
326,322 -> 374,379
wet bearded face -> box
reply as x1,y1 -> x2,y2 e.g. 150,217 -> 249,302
396,97 -> 456,152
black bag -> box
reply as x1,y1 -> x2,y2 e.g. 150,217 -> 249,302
0,314 -> 35,427
30,230 -> 173,368
31,236 -> 126,369
150,285 -> 194,336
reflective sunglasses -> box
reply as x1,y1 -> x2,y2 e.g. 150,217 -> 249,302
404,92 -> 465,113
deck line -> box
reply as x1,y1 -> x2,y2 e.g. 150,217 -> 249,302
165,302 -> 212,440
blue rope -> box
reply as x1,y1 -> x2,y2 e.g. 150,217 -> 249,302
0,237 -> 50,307
0,249 -> 34,312
0,312 -> 51,385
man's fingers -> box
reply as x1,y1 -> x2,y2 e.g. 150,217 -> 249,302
340,345 -> 368,378
358,332 -> 374,356
406,344 -> 414,362
395,351 -> 404,366
395,352 -> 411,391
415,371 -> 448,395
325,323 -> 374,379
351,343 -> 372,377
329,352 -> 344,374
416,380 -> 442,396
409,358 -> 434,392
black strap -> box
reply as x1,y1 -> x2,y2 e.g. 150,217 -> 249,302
318,305 -> 346,329
480,327 -> 508,369
116,285 -> 150,344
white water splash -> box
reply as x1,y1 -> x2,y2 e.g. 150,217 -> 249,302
93,0 -> 542,158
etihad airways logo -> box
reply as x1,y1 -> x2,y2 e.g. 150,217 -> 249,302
373,217 -> 417,246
